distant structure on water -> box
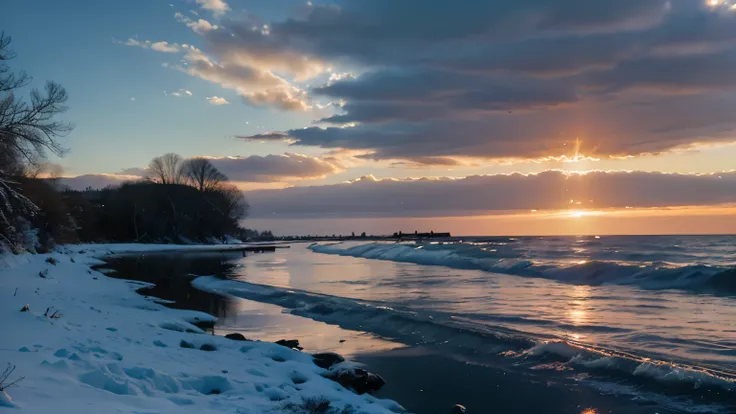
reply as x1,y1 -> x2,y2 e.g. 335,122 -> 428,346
392,230 -> 451,239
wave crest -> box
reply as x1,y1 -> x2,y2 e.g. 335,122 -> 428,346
310,242 -> 736,295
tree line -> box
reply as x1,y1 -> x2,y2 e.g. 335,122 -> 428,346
0,33 -> 250,252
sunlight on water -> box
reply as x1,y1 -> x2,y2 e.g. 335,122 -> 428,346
187,239 -> 736,412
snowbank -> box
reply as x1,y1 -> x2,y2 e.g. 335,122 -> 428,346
0,248 -> 405,413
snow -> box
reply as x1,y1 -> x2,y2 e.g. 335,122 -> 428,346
62,242 -> 279,255
0,247 -> 405,413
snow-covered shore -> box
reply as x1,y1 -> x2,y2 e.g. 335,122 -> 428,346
0,246 -> 405,413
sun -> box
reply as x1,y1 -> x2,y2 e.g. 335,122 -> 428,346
565,210 -> 603,219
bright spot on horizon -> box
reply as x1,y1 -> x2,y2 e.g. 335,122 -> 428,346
566,210 -> 600,219
560,138 -> 599,163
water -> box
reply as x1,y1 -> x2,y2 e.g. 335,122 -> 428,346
106,236 -> 736,413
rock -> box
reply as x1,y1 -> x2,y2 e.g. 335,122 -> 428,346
45,257 -> 57,265
450,405 -> 467,414
200,343 -> 217,352
339,339 -> 346,343
331,368 -> 386,395
224,333 -> 249,341
275,339 -> 303,350
180,340 -> 194,349
20,304 -> 30,312
312,352 -> 345,369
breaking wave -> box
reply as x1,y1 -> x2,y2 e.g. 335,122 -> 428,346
192,275 -> 736,412
309,242 -> 736,295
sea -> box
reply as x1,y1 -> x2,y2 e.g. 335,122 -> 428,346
105,235 -> 736,413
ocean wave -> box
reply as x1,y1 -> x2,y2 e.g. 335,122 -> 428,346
191,275 -> 736,402
309,242 -> 736,295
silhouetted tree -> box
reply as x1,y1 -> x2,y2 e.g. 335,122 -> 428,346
148,153 -> 184,184
0,32 -> 72,249
181,157 -> 227,191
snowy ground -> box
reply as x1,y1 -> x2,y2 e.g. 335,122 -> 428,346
0,246 -> 405,413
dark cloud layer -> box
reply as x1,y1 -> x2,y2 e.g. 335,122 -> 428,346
207,153 -> 342,182
59,153 -> 342,190
245,170 -> 736,218
223,0 -> 736,161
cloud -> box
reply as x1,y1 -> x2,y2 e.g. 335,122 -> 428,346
216,0 -> 736,161
59,153 -> 341,190
584,48 -> 736,93
120,38 -> 181,53
169,88 -> 193,97
277,90 -> 736,160
126,0 -> 736,161
244,170 -> 736,218
202,26 -> 328,81
188,18 -> 218,34
57,173 -> 146,191
139,42 -> 312,111
314,69 -> 578,123
239,132 -> 290,140
205,153 -> 344,182
171,51 -> 311,110
196,0 -> 229,15
175,12 -> 218,34
118,167 -> 150,176
206,96 -> 230,105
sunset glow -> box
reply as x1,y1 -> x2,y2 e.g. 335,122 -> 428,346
4,0 -> 736,236
4,3 -> 736,414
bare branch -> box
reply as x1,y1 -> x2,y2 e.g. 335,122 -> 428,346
0,364 -> 25,391
181,157 -> 228,191
148,153 -> 184,184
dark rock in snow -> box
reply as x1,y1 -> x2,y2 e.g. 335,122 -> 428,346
200,343 -> 217,352
275,339 -> 303,350
330,368 -> 386,395
180,340 -> 194,349
312,352 -> 345,369
224,333 -> 249,341
20,304 -> 30,312
451,404 -> 467,414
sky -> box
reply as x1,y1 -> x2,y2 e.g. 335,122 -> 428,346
3,0 -> 736,235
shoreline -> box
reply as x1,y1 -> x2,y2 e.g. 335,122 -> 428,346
0,246 -> 405,413
355,347 -> 683,414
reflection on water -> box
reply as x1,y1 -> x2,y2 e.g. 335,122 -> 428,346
102,252 -> 241,323
103,251 -> 403,357
103,244 -> 736,413
227,244 -> 736,373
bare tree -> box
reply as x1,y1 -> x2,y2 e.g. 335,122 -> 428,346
0,32 -> 71,245
219,184 -> 249,221
0,364 -> 24,391
181,157 -> 228,191
1,34 -> 71,165
148,153 -> 184,184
